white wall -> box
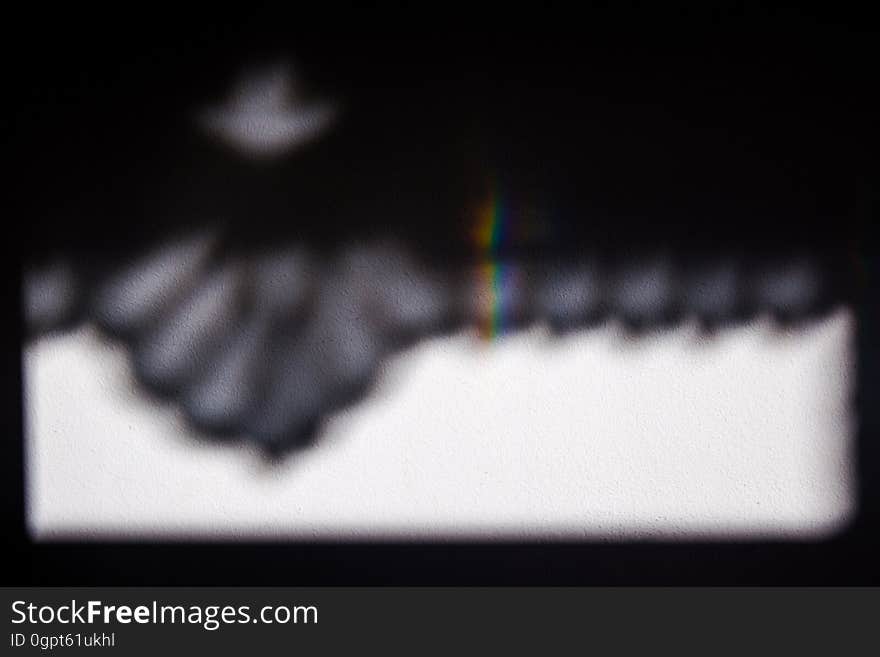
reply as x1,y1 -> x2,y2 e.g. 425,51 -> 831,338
25,310 -> 856,540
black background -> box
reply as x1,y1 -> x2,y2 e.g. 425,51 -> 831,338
3,4 -> 878,584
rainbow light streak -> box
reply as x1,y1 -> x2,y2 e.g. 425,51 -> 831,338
473,183 -> 511,340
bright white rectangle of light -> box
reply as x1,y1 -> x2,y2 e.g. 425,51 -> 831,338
24,310 -> 856,540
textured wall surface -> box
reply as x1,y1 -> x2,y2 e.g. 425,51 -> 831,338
25,310 -> 855,540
